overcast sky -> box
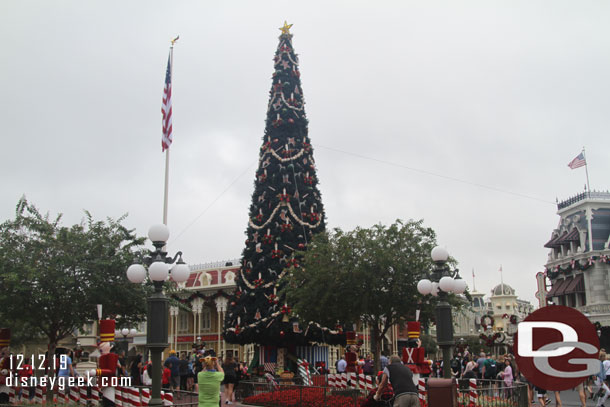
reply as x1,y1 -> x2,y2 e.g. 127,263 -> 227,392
2,1 -> 609,306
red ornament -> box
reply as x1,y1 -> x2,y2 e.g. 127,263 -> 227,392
308,212 -> 319,222
231,301 -> 236,306
280,330 -> 285,337
297,243 -> 305,250
288,118 -> 294,124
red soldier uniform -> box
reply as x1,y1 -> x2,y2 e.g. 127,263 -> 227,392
94,320 -> 119,407
401,322 -> 431,378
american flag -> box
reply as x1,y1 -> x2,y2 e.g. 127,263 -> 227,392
161,53 -> 173,152
568,152 -> 586,169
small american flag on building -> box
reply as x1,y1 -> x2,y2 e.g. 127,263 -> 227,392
568,152 -> 586,169
161,53 -> 173,152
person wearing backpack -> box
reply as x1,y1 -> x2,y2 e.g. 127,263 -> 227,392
483,355 -> 497,380
482,355 -> 498,397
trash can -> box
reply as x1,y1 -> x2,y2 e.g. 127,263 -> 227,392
426,378 -> 457,407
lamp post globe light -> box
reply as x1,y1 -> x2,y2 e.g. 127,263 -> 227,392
126,224 -> 189,407
417,246 -> 467,378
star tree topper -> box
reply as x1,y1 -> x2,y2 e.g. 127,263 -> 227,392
279,21 -> 293,35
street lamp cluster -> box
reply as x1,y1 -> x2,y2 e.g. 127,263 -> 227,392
125,224 -> 189,407
416,247 -> 467,297
119,328 -> 138,354
416,246 -> 468,378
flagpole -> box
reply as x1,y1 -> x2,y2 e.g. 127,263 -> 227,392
582,147 -> 591,197
472,268 -> 476,292
163,37 -> 179,227
500,265 -> 504,293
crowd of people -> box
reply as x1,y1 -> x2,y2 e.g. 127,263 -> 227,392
158,348 -> 249,403
342,346 -> 610,407
7,342 -> 610,407
429,348 -> 610,407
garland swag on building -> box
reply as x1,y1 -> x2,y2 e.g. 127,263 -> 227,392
223,23 -> 342,346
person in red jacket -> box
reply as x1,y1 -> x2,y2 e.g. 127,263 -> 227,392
162,362 -> 172,390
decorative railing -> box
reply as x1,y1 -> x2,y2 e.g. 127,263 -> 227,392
578,303 -> 610,315
189,258 -> 241,271
558,190 -> 610,210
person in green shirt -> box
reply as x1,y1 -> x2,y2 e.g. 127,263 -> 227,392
195,356 -> 225,407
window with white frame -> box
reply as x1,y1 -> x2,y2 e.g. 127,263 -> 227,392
179,311 -> 189,333
200,309 -> 212,332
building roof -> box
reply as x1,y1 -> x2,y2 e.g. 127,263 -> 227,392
547,278 -> 569,297
491,283 -> 515,296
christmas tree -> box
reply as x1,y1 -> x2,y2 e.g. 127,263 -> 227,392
223,23 -> 343,347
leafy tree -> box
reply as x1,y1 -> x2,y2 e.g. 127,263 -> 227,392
0,198 -> 148,386
283,219 -> 465,370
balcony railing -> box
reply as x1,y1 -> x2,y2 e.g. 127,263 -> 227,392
558,190 -> 610,210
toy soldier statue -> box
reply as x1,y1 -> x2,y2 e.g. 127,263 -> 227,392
93,320 -> 120,407
402,321 -> 431,384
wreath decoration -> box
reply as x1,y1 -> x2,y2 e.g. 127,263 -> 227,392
510,315 -> 518,325
479,332 -> 503,347
480,315 -> 494,330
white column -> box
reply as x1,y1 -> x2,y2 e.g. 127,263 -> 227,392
170,306 -> 179,350
215,297 -> 228,356
192,298 -> 203,346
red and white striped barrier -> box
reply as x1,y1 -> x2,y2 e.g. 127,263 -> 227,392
91,386 -> 101,406
327,374 -> 335,388
8,387 -> 16,404
69,386 -> 80,403
347,373 -> 356,389
469,378 -> 477,404
161,391 -> 173,406
79,386 -> 88,405
116,386 -> 125,407
34,385 -> 44,404
341,373 -> 348,389
128,387 -> 142,407
60,386 -> 70,403
418,378 -> 426,402
358,374 -> 366,391
358,374 -> 374,391
140,388 -> 150,406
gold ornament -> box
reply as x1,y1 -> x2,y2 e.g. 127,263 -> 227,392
279,21 -> 293,35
